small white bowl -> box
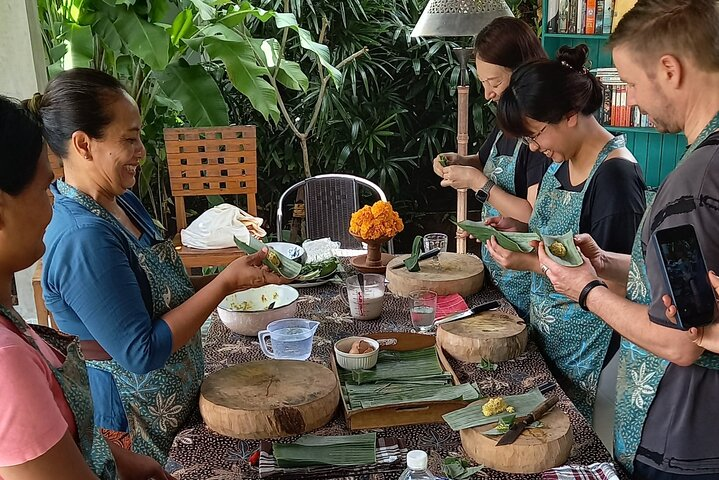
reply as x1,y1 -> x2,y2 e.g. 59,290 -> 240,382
334,336 -> 380,370
217,284 -> 299,336
265,242 -> 307,264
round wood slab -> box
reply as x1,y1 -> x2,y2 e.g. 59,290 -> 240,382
460,407 -> 573,474
437,311 -> 528,363
199,360 -> 339,439
386,253 -> 484,297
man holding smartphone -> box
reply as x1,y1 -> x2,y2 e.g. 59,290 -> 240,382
533,1 -> 719,478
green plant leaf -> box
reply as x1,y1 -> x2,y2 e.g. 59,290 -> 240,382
115,9 -> 170,71
202,37 -> 280,122
169,9 -> 195,46
65,24 -> 94,68
404,235 -> 423,272
188,0 -> 215,21
156,60 -> 229,126
93,16 -> 123,52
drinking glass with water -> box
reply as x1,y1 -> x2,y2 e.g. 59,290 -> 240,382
409,290 -> 437,332
423,233 -> 448,268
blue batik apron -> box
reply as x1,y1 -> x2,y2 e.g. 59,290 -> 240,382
481,131 -> 532,319
0,305 -> 116,478
614,113 -> 719,474
529,136 -> 626,420
57,180 -> 204,465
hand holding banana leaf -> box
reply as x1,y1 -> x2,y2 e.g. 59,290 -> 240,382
536,241 -> 598,303
223,247 -> 290,290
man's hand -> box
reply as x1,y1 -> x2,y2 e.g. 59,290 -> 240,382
573,234 -> 608,275
536,241 -> 600,302
663,271 -> 719,352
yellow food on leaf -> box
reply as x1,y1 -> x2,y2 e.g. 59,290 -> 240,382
549,241 -> 567,258
482,397 -> 509,417
506,406 -> 516,413
267,249 -> 281,267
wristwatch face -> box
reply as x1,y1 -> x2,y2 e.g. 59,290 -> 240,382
475,189 -> 489,203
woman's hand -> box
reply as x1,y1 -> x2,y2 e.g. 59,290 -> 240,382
484,216 -> 528,233
440,165 -> 485,191
220,248 -> 288,292
110,442 -> 176,480
536,241 -> 599,302
485,236 -> 537,272
432,152 -> 459,177
663,271 -> 719,352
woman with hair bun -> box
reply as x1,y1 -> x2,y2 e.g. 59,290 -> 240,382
486,44 -> 646,420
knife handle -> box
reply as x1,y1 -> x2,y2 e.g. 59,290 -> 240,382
528,394 -> 559,423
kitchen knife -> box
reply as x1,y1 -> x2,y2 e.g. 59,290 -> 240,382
390,247 -> 442,269
495,394 -> 559,446
433,300 -> 501,326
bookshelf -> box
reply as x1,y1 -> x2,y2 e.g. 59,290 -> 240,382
541,0 -> 686,188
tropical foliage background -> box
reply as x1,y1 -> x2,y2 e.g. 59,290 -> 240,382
37,0 -> 538,247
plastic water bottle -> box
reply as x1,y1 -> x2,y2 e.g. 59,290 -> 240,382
398,450 -> 436,480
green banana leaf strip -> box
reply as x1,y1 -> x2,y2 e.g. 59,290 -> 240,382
456,220 -> 537,253
404,235 -> 423,271
540,231 -> 583,267
233,236 -> 302,279
439,154 -> 448,167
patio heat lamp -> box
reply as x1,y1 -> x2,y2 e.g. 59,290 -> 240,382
411,0 -> 513,253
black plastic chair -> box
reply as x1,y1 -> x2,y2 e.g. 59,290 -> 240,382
276,174 -> 395,253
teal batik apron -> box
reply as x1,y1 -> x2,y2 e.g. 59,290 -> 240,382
481,131 -> 532,319
0,305 -> 116,478
528,135 -> 626,420
614,113 -> 719,474
56,180 -> 204,465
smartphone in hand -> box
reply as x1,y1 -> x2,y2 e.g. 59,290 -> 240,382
650,224 -> 716,330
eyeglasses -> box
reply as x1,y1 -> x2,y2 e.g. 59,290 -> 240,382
521,123 -> 549,148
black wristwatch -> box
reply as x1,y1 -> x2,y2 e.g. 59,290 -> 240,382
475,179 -> 496,203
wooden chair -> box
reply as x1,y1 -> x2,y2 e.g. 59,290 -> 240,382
33,149 -> 64,328
164,126 -> 258,269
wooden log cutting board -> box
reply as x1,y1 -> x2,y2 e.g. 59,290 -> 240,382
436,311 -> 528,363
199,360 -> 339,439
460,407 -> 573,474
385,253 -> 484,297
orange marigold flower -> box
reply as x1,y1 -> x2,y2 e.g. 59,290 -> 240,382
349,200 -> 404,240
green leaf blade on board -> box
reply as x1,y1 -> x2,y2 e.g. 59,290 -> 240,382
404,235 -> 423,271
442,389 -> 546,431
234,236 -> 301,279
455,220 -> 538,253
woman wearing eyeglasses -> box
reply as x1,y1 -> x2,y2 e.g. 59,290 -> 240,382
432,17 -> 552,320
486,44 -> 646,421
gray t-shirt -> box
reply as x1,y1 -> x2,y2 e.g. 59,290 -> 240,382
636,132 -> 719,474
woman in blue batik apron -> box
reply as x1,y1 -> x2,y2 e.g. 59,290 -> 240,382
35,69 -> 285,464
433,17 -> 551,319
0,94 -> 171,478
485,45 -> 646,419
615,114 -> 719,475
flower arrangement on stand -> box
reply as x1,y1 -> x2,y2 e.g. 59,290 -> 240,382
349,201 -> 403,272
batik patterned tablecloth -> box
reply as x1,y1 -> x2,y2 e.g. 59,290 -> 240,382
167,274 -> 622,480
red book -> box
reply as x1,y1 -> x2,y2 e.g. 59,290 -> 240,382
585,0 -> 597,34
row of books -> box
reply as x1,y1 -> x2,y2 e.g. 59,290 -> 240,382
593,68 -> 653,128
546,0 -> 637,36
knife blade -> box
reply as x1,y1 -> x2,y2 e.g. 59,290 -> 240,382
433,300 -> 501,326
390,247 -> 442,269
495,394 -> 559,446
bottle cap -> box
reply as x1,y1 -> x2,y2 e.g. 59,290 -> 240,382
406,450 -> 428,470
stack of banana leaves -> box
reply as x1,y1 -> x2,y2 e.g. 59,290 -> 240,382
338,347 -> 480,410
273,433 -> 377,467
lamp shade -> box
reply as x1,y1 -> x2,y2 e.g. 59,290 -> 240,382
411,0 -> 514,37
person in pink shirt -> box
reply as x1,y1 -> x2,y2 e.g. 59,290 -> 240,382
0,95 -> 174,479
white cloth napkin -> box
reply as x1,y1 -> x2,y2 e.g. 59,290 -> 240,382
302,238 -> 342,263
181,203 -> 266,249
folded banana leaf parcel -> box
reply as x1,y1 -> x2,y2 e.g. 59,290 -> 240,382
234,236 -> 302,279
455,220 -> 583,267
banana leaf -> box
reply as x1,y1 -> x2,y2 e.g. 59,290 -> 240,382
404,235 -> 423,271
442,389 -> 546,431
540,231 -> 583,267
273,433 -> 377,467
455,220 -> 537,253
456,220 -> 583,267
233,236 -> 302,279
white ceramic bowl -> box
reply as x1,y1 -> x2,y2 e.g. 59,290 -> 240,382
334,336 -> 380,370
265,242 -> 307,264
217,284 -> 300,336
